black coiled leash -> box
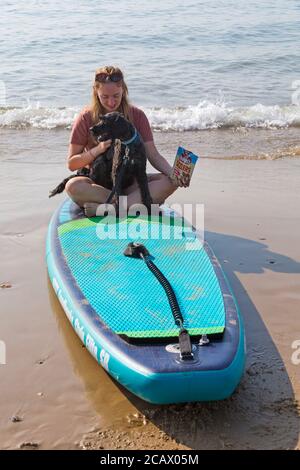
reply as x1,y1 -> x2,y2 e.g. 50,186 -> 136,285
124,242 -> 193,361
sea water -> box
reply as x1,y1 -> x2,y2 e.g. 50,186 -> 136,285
0,0 -> 299,134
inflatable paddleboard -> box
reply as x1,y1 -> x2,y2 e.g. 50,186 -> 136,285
46,198 -> 245,404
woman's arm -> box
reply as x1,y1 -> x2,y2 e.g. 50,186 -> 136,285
144,141 -> 173,176
67,141 -> 112,171
144,141 -> 188,187
67,144 -> 93,171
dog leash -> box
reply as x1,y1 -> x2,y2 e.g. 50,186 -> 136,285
106,146 -> 130,204
105,128 -> 140,204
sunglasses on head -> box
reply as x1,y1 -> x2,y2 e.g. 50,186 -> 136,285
95,72 -> 123,83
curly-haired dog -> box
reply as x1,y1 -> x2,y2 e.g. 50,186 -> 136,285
49,112 -> 153,213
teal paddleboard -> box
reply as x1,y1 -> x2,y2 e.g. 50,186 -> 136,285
46,198 -> 245,404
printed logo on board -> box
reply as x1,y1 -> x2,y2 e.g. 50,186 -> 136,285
74,318 -> 85,343
52,276 -> 74,323
86,334 -> 98,360
100,349 -> 110,371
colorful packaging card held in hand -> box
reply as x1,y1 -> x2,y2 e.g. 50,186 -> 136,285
171,147 -> 199,186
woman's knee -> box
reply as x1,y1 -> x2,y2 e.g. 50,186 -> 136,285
159,174 -> 177,195
65,177 -> 91,203
148,174 -> 177,205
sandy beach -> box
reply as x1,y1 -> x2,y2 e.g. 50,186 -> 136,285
0,128 -> 299,450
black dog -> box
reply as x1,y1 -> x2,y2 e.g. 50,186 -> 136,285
49,112 -> 153,213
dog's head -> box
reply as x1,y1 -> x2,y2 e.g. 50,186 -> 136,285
90,112 -> 135,143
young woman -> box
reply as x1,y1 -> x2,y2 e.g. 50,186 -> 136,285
65,65 -> 181,216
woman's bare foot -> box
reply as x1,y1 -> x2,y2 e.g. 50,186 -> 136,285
83,202 -> 116,217
83,202 -> 99,217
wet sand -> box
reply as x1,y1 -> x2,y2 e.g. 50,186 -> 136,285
0,129 -> 299,449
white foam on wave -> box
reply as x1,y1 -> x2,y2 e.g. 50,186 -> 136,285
0,102 -> 80,129
1,100 -> 300,131
146,101 -> 300,131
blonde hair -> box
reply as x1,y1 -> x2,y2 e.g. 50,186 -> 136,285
90,65 -> 132,124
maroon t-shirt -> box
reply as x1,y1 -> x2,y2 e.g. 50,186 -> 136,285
69,105 -> 153,150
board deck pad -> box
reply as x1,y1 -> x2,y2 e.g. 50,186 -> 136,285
58,215 -> 225,339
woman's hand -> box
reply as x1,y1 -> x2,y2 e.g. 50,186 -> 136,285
144,142 -> 190,188
168,173 -> 190,188
93,139 -> 112,157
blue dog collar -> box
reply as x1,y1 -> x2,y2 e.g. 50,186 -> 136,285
121,128 -> 139,145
